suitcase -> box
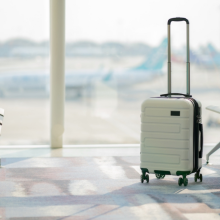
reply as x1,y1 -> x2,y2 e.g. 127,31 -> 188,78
140,17 -> 203,186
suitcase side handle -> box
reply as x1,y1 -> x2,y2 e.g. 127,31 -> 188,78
160,93 -> 192,97
168,17 -> 189,25
167,17 -> 190,96
199,123 -> 203,158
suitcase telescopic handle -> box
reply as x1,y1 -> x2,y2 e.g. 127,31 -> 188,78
167,17 -> 190,96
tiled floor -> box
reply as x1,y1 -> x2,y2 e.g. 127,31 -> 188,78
0,145 -> 220,219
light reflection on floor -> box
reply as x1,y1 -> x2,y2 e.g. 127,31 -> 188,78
0,144 -> 220,219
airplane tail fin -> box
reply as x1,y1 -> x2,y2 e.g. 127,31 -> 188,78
207,43 -> 218,56
133,38 -> 167,71
207,44 -> 220,67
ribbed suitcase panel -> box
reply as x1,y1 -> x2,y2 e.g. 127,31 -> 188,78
142,123 -> 181,133
141,116 -> 190,129
141,146 -> 189,158
141,130 -> 190,141
140,98 -> 194,175
141,153 -> 180,164
141,99 -> 190,111
143,108 -> 190,118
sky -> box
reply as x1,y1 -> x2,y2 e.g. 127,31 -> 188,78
0,0 -> 220,49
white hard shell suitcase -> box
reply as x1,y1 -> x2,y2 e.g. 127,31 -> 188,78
140,17 -> 203,186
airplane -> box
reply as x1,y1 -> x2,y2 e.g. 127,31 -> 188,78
190,47 -> 215,68
0,38 -> 167,99
103,38 -> 167,87
171,43 -> 220,69
206,43 -> 220,68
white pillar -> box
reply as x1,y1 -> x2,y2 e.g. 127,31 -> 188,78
50,0 -> 65,148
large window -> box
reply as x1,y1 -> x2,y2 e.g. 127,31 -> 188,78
0,0 -> 220,145
64,0 -> 220,144
0,0 -> 49,144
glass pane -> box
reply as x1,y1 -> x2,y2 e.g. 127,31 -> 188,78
0,0 -> 49,144
64,0 -> 220,144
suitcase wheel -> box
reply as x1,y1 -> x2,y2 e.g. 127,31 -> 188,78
178,177 -> 183,186
178,177 -> 188,186
140,174 -> 149,183
140,174 -> 144,183
194,174 -> 197,182
199,174 -> 203,182
156,174 -> 165,179
183,178 -> 188,186
194,173 -> 203,182
146,174 -> 149,183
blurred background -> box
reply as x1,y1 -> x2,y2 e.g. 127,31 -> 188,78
0,0 -> 220,145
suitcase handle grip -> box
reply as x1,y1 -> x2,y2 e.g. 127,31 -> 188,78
168,17 -> 189,25
160,93 -> 192,97
199,123 -> 203,158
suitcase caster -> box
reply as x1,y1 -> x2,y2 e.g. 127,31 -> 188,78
199,174 -> 203,182
194,172 -> 203,182
140,174 -> 149,183
156,174 -> 165,179
178,177 -> 188,186
194,173 -> 197,182
183,178 -> 188,186
146,174 -> 149,183
178,177 -> 183,186
140,174 -> 144,183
